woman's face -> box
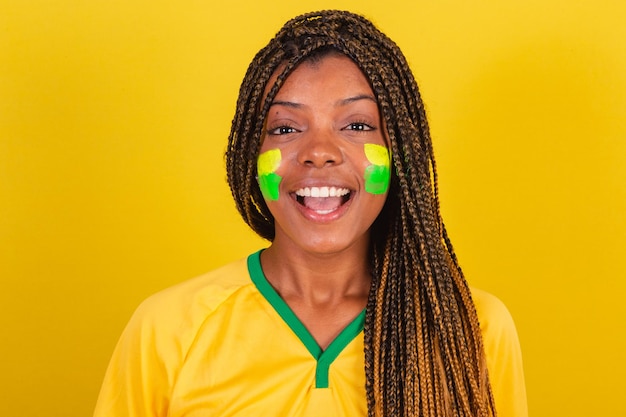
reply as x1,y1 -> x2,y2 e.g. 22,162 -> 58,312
257,53 -> 390,256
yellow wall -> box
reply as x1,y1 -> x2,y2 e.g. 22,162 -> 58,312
1,1 -> 624,415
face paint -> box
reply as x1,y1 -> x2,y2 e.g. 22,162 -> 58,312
364,144 -> 390,195
257,149 -> 282,201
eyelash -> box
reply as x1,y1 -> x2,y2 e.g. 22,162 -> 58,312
344,122 -> 375,132
266,121 -> 376,135
266,124 -> 298,135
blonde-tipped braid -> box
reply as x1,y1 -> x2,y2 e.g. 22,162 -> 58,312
226,10 -> 496,417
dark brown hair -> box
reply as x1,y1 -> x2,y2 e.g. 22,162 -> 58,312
226,10 -> 496,417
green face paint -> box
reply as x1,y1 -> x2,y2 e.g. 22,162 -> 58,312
364,144 -> 390,195
257,149 -> 282,201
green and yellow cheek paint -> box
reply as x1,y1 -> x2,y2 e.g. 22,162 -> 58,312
364,144 -> 391,195
257,149 -> 282,201
257,145 -> 389,199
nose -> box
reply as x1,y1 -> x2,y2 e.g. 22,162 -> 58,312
297,129 -> 344,168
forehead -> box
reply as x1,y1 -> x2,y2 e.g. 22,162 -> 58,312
266,54 -> 373,101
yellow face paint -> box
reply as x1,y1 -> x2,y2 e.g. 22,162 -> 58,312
364,144 -> 390,195
257,149 -> 282,201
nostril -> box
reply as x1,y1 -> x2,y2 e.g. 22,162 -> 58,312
298,140 -> 343,167
303,158 -> 336,166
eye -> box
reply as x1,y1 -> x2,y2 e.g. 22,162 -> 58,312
267,125 -> 299,135
345,122 -> 374,132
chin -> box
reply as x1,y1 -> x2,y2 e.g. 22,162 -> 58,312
297,235 -> 369,257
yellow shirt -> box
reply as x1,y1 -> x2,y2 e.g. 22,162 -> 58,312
94,251 -> 527,417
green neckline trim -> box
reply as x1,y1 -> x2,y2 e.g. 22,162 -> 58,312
247,250 -> 365,389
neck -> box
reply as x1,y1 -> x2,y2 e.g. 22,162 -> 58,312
259,240 -> 372,305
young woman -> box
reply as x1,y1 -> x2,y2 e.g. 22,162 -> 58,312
94,10 -> 527,417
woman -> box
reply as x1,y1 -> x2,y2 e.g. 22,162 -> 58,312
94,10 -> 527,417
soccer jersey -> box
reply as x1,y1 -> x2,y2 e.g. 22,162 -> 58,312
94,251 -> 527,417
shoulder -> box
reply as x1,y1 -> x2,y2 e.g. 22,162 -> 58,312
470,287 -> 529,417
469,286 -> 522,368
117,255 -> 257,375
94,255 -> 257,416
470,286 -> 517,341
133,256 -> 253,330
118,255 -> 256,359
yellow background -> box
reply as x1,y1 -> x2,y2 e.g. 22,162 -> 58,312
1,1 -> 624,416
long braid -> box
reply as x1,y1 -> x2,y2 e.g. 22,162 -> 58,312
226,10 -> 495,417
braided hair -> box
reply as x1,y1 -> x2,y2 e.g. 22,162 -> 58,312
226,10 -> 496,417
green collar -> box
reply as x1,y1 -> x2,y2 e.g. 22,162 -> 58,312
247,250 -> 365,389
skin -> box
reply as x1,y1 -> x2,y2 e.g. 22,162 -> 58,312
258,54 -> 389,349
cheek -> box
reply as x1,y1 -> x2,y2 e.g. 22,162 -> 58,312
363,144 -> 390,195
257,149 -> 282,201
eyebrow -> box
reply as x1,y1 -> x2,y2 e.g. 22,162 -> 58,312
337,94 -> 377,106
269,100 -> 303,109
269,94 -> 377,109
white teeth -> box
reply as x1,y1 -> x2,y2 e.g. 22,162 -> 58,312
295,186 -> 350,198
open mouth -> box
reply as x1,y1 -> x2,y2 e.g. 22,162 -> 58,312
293,186 -> 352,214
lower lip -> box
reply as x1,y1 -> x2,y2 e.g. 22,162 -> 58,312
291,194 -> 353,223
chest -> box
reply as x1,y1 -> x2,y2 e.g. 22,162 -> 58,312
166,294 -> 367,417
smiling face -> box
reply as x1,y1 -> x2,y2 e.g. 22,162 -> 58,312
258,53 -> 390,256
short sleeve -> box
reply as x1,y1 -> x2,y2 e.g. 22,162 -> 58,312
93,296 -> 180,417
471,287 -> 528,417
93,256 -> 252,417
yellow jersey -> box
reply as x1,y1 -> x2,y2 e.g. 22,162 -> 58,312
94,251 -> 527,416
